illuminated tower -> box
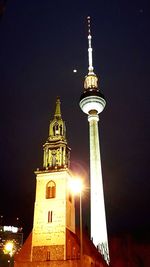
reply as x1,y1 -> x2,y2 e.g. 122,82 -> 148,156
79,17 -> 109,263
32,97 -> 75,261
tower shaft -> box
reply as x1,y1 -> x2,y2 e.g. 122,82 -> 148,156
88,113 -> 109,260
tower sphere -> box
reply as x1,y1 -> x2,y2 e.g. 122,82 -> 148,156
79,90 -> 106,115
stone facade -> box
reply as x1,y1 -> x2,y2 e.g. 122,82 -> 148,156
15,259 -> 79,267
32,245 -> 64,261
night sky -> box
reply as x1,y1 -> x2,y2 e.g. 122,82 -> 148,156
0,1 -> 150,241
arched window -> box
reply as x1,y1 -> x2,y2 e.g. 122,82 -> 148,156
53,123 -> 59,135
46,180 -> 56,199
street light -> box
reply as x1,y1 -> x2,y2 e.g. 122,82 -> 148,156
69,178 -> 83,267
3,241 -> 15,267
4,241 -> 14,257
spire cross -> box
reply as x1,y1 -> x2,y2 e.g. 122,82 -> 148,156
87,16 -> 94,73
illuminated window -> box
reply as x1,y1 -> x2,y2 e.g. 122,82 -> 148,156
48,211 -> 53,223
53,123 -> 59,135
46,181 -> 56,199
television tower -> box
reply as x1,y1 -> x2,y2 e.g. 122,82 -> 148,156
79,17 -> 109,264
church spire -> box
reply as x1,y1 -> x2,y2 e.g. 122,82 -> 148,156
49,97 -> 65,138
54,96 -> 61,118
84,16 -> 98,90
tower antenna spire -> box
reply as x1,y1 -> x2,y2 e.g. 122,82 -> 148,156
87,16 -> 94,73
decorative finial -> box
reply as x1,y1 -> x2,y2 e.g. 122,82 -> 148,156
87,16 -> 94,73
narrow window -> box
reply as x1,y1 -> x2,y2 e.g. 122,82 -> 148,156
48,211 -> 53,223
68,192 -> 72,202
47,251 -> 50,261
60,125 -> 63,135
55,124 -> 59,134
72,247 -> 76,259
53,125 -> 55,136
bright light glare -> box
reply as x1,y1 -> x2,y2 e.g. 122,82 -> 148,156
4,241 -> 14,256
5,242 -> 13,251
69,178 -> 83,194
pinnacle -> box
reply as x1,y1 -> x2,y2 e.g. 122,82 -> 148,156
54,97 -> 61,118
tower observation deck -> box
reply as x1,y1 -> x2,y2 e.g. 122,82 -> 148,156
79,17 -> 109,264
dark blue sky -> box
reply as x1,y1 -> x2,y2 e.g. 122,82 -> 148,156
0,0 -> 150,240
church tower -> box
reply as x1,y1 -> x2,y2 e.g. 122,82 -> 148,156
43,97 -> 70,169
79,17 -> 109,263
31,97 -> 75,261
